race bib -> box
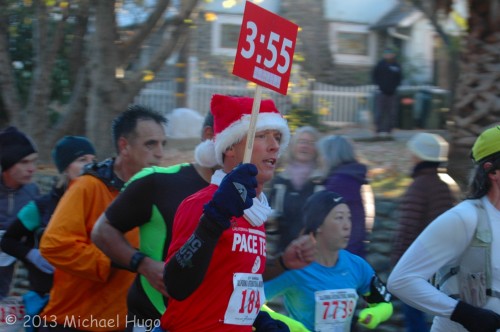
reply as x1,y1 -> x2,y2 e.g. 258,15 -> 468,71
314,288 -> 358,332
0,296 -> 25,332
224,273 -> 265,325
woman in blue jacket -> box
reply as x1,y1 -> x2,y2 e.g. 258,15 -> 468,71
264,191 -> 392,331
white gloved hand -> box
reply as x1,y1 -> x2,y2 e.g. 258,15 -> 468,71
26,249 -> 54,274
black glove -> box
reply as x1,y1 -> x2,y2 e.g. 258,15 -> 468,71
203,163 -> 257,229
450,300 -> 500,332
253,311 -> 290,332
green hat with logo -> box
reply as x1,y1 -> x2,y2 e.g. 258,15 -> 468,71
471,126 -> 500,163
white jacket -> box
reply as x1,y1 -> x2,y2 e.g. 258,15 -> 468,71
388,196 -> 500,331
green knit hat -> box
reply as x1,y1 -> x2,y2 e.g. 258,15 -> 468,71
52,136 -> 95,173
471,126 -> 500,163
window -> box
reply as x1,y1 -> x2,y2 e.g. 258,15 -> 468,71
220,24 -> 241,49
337,32 -> 369,55
211,15 -> 242,56
329,23 -> 376,65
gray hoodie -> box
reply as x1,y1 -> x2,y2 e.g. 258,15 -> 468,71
0,179 -> 39,230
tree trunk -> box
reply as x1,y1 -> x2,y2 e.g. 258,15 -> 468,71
447,0 -> 500,190
86,1 -> 122,159
26,0 -> 69,161
48,67 -> 90,144
0,0 -> 22,126
1,0 -> 200,162
68,0 -> 90,83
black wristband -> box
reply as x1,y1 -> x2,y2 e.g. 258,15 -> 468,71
129,251 -> 147,272
278,255 -> 289,271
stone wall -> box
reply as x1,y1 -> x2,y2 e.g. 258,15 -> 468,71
362,197 -> 405,331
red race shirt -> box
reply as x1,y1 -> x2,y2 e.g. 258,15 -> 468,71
162,185 -> 267,332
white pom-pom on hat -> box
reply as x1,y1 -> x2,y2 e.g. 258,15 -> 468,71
194,139 -> 218,168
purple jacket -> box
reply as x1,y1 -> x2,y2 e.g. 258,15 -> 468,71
324,162 -> 368,257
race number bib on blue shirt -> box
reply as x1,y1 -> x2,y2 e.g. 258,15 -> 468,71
314,288 -> 358,332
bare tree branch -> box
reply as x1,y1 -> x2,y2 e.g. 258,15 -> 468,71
49,66 -> 89,144
124,21 -> 190,99
119,0 -> 171,65
68,0 -> 90,82
27,0 -> 70,147
121,0 -> 199,100
409,0 -> 452,47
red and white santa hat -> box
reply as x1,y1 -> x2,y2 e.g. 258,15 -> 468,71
195,94 -> 290,167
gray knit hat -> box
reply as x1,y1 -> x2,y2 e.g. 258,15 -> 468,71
407,133 -> 448,162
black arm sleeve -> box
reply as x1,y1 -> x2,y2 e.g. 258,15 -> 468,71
0,219 -> 33,260
364,274 -> 392,304
164,214 -> 225,300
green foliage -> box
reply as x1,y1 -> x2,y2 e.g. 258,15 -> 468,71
8,1 -> 35,102
370,173 -> 412,198
284,106 -> 326,133
6,0 -> 75,105
51,57 -> 72,103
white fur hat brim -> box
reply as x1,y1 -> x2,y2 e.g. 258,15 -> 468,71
194,113 -> 290,167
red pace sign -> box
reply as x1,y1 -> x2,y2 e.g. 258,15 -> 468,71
233,1 -> 299,95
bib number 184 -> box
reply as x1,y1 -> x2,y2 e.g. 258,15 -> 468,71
238,288 -> 261,314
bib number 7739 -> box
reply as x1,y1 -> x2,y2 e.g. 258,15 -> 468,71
314,289 -> 359,331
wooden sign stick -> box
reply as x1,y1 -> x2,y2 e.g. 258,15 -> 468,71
243,85 -> 263,163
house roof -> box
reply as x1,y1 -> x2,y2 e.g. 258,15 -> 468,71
324,0 -> 397,24
370,1 -> 421,29
201,0 -> 280,14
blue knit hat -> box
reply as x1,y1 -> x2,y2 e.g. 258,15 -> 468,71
52,136 -> 95,173
303,190 -> 346,234
0,126 -> 37,171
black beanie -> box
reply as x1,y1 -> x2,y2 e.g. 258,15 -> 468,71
0,126 -> 38,172
303,190 -> 346,234
52,136 -> 96,173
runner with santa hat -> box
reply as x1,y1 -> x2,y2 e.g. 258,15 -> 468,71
161,94 -> 293,331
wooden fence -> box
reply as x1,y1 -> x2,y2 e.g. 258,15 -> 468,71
134,80 -> 177,115
134,61 -> 447,127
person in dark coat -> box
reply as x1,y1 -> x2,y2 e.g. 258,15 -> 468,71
390,132 -> 460,332
1,136 -> 95,297
317,135 -> 374,258
0,126 -> 40,299
372,47 -> 403,137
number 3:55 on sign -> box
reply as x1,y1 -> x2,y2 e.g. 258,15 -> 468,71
233,1 -> 299,95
